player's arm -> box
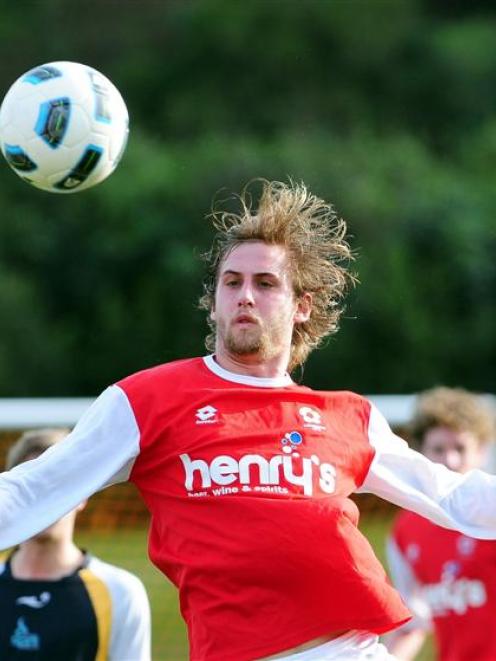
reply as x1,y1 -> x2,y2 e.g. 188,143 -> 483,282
358,404 -> 496,539
384,536 -> 430,660
0,385 -> 140,550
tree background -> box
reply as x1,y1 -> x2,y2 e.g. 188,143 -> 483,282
0,0 -> 495,397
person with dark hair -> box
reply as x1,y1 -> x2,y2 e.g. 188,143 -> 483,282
386,387 -> 496,661
1,180 -> 496,661
0,428 -> 151,661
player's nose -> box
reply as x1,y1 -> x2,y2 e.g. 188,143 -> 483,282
237,282 -> 255,306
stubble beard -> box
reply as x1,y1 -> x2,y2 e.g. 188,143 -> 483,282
220,317 -> 287,363
225,323 -> 266,356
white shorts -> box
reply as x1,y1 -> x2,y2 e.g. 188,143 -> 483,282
271,631 -> 396,660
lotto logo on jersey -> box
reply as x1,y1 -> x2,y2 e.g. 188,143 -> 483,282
179,442 -> 337,498
195,405 -> 218,424
299,406 -> 326,431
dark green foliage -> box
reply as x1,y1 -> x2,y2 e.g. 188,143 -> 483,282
0,1 -> 495,395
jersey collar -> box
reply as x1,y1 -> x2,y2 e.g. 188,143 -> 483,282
203,355 -> 294,388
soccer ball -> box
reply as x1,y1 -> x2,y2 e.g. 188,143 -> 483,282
0,61 -> 129,193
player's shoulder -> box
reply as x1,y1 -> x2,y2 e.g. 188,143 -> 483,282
85,555 -> 147,597
85,555 -> 150,623
310,387 -> 367,406
117,356 -> 204,391
315,389 -> 371,419
331,390 -> 368,406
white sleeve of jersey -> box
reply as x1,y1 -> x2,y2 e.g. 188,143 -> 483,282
386,537 -> 432,631
88,556 -> 152,661
0,385 -> 140,550
358,404 -> 496,539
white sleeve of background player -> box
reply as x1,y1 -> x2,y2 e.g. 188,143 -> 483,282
0,385 -> 140,550
358,404 -> 496,539
88,557 -> 151,661
386,537 -> 431,631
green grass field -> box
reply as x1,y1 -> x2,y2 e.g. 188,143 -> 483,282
76,515 -> 434,660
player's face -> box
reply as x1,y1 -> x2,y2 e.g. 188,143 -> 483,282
421,427 -> 485,473
212,242 -> 310,367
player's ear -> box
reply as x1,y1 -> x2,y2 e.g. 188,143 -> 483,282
210,306 -> 216,321
294,293 -> 312,324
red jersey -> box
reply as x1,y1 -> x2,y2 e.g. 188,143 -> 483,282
120,357 -> 410,661
7,356 -> 496,659
391,511 -> 496,661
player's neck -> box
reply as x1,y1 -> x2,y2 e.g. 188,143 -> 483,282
11,539 -> 84,580
213,349 -> 290,379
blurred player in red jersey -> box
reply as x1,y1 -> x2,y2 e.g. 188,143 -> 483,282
386,387 -> 496,661
2,180 -> 496,661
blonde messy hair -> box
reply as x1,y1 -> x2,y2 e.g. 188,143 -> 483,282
410,387 -> 496,447
198,179 -> 356,371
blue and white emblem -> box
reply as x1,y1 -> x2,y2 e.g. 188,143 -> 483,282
281,431 -> 303,449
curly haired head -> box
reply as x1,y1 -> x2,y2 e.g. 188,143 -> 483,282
410,387 -> 495,447
198,179 -> 356,371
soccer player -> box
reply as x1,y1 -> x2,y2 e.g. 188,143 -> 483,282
0,428 -> 151,661
386,387 -> 496,661
1,179 -> 496,661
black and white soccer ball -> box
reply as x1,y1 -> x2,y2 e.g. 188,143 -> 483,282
0,61 -> 129,193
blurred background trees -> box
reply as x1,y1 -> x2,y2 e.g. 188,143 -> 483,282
0,0 -> 495,396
